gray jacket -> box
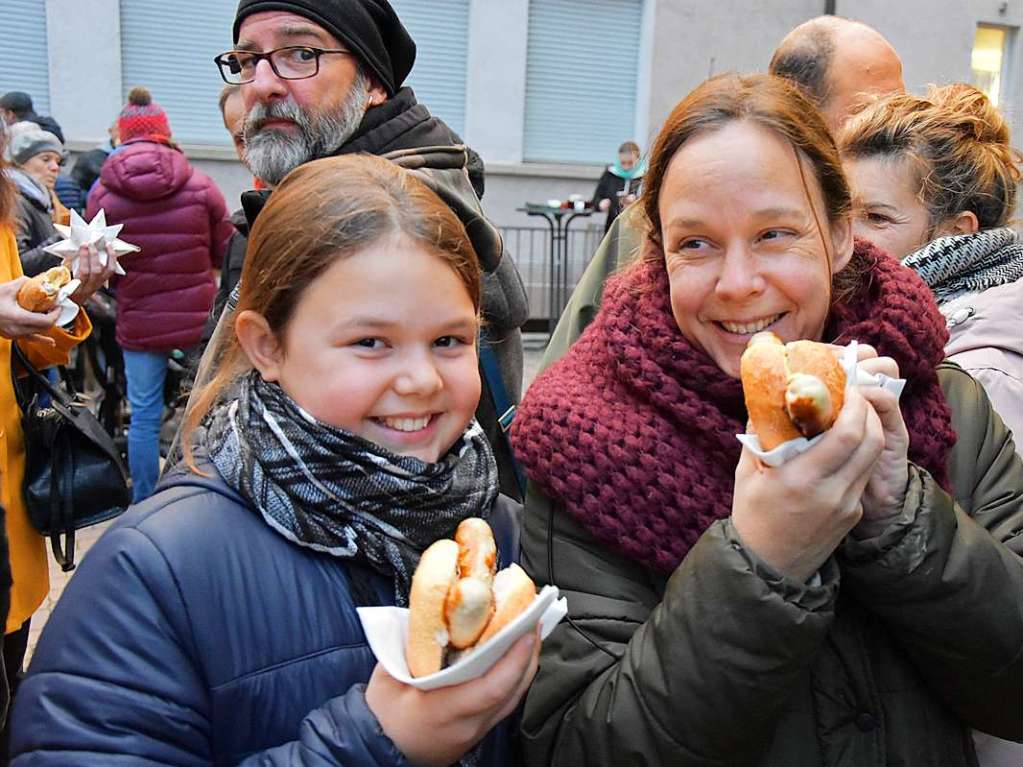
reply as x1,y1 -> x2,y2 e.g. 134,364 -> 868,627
943,279 -> 1023,455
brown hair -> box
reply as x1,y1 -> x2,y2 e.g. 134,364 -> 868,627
618,140 -> 641,155
0,128 -> 14,228
640,73 -> 865,300
182,154 -> 482,471
839,83 -> 1021,231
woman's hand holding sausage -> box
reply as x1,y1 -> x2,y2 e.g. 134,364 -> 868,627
731,387 -> 885,582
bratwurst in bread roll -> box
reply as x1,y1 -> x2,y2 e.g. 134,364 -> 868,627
406,518 -> 536,677
16,265 -> 72,313
740,331 -> 846,450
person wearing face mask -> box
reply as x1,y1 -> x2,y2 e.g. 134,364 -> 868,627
840,85 -> 1023,456
510,73 -> 1023,767
3,125 -> 66,277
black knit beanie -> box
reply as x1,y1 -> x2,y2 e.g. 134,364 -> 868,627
233,0 -> 416,96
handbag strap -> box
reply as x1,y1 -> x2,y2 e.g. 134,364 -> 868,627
49,436 -> 77,571
479,331 -> 526,498
11,344 -> 77,410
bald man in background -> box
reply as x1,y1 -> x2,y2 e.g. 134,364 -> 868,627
770,15 -> 905,133
539,15 -> 905,371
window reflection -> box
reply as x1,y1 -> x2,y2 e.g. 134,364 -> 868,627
972,25 -> 1009,106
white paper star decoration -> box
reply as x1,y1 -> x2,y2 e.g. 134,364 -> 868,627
43,209 -> 138,277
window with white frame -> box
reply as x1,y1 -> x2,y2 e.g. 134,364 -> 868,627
120,0 -> 239,146
389,0 -> 470,137
523,0 -> 643,165
0,0 -> 51,117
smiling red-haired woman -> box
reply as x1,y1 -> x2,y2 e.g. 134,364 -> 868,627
511,73 -> 1023,767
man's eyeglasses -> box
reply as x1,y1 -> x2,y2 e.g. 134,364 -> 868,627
214,46 -> 351,85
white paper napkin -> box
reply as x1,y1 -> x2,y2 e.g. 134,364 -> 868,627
54,279 -> 81,326
358,585 -> 567,691
43,209 -> 138,278
736,341 -> 906,466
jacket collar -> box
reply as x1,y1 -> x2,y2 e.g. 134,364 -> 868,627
240,87 -> 483,230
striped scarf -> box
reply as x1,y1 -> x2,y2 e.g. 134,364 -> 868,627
902,227 -> 1023,305
205,372 -> 499,605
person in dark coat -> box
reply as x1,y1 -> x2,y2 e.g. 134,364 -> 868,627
0,127 -> 119,762
4,125 -> 64,277
591,140 -> 644,234
71,122 -> 118,199
194,0 -> 530,501
511,73 -> 1023,767
53,173 -> 84,215
11,154 -> 539,766
87,87 -> 233,502
0,93 -> 64,145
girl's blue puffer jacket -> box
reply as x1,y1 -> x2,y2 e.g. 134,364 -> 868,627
10,465 -> 522,765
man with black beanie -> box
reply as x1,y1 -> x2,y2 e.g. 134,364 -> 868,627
191,0 -> 529,503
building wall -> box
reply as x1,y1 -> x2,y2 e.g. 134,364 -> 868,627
16,0 -> 1023,230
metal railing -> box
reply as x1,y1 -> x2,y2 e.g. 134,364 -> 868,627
497,223 -> 606,330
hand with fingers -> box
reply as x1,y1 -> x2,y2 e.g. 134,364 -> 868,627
365,627 -> 541,767
69,243 -> 121,305
0,277 -> 61,344
731,387 -> 887,582
845,344 -> 910,535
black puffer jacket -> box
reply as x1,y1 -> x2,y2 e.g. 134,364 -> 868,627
521,363 -> 1023,766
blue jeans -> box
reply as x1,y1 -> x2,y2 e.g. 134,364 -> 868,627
123,350 -> 168,502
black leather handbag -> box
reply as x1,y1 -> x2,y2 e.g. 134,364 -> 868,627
12,345 -> 130,571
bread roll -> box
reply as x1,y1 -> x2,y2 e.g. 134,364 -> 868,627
740,331 -> 846,450
17,265 -> 71,313
407,539 -> 459,678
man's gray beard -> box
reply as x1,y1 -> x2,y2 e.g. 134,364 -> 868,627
243,75 -> 370,186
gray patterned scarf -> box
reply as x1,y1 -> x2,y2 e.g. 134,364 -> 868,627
902,227 -> 1023,305
204,372 -> 499,605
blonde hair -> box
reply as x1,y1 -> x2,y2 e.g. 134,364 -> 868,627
839,83 -> 1022,230
182,154 -> 482,471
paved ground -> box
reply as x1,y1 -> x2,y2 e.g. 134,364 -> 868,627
26,337 -> 551,662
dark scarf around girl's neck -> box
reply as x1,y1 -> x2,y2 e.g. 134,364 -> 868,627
203,372 -> 499,605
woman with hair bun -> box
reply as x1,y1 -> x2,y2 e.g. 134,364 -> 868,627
840,84 -> 1023,450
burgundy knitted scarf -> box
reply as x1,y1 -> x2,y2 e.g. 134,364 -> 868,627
511,241 -> 957,574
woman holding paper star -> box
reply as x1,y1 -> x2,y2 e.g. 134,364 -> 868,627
511,74 -> 1023,766
0,126 -> 117,750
